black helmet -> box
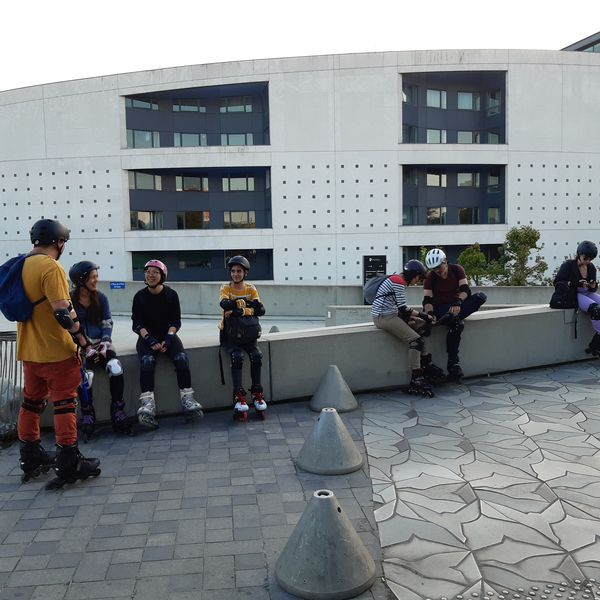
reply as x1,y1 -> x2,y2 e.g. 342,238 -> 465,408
227,255 -> 250,271
403,259 -> 427,280
577,240 -> 598,260
69,261 -> 99,287
30,219 -> 70,246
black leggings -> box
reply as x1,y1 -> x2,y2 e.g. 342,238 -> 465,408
136,334 -> 191,392
221,337 -> 262,391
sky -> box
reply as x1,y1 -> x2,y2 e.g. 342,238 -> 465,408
1,0 -> 599,92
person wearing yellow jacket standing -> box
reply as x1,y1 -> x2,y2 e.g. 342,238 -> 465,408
219,256 -> 267,421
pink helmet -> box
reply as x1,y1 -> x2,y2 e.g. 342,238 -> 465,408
144,259 -> 168,283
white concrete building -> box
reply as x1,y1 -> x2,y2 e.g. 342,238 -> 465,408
1,39 -> 599,284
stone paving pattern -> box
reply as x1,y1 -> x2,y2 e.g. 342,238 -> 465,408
0,400 -> 392,600
362,362 -> 600,600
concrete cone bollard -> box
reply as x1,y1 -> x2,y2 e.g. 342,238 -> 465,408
275,489 -> 376,599
309,365 -> 358,413
296,408 -> 363,475
268,325 -> 280,333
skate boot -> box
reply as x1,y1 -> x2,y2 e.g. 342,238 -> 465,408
404,369 -> 434,398
446,359 -> 464,383
80,403 -> 96,443
180,387 -> 204,422
111,400 -> 135,436
251,384 -> 267,420
421,354 -> 446,385
233,388 -> 250,422
585,333 -> 600,357
45,444 -> 101,490
19,440 -> 55,483
137,391 -> 158,430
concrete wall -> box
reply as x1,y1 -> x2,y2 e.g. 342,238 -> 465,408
40,305 -> 592,426
98,281 -> 555,318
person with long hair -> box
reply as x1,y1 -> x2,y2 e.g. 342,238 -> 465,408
69,261 -> 134,439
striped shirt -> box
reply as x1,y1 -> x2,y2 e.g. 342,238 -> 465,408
370,275 -> 407,317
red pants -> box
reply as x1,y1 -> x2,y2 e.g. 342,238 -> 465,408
18,355 -> 81,446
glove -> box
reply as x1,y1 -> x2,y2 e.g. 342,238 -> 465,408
85,345 -> 100,364
452,299 -> 463,307
163,332 -> 175,350
416,312 -> 434,323
231,307 -> 244,317
143,333 -> 160,349
97,341 -> 110,358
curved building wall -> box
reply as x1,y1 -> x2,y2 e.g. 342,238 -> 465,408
1,49 -> 599,284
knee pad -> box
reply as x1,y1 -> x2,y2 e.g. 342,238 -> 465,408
248,348 -> 263,365
106,358 -> 123,377
409,337 -> 425,352
140,355 -> 156,373
21,397 -> 47,414
588,303 -> 600,320
173,352 -> 189,370
52,397 -> 77,415
473,291 -> 487,305
231,349 -> 244,370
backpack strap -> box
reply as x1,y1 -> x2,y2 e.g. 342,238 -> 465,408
23,253 -> 47,307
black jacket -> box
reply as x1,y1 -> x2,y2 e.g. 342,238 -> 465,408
554,259 -> 598,292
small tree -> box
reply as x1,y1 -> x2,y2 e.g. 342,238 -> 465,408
491,225 -> 549,286
456,243 -> 488,286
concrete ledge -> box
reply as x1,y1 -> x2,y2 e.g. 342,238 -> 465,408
40,305 -> 592,427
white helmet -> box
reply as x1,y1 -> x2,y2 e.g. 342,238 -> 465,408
425,248 -> 446,269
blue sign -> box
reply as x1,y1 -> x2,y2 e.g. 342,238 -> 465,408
110,281 -> 126,289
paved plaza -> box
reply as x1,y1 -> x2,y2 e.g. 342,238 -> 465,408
0,361 -> 600,599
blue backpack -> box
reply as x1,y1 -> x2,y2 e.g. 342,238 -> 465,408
0,254 -> 46,322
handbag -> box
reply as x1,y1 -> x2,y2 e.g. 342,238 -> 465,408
549,281 -> 577,309
224,314 -> 262,345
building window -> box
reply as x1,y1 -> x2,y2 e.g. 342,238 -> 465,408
125,98 -> 158,110
222,176 -> 255,192
403,166 -> 418,185
178,251 -> 212,269
127,130 -> 160,148
402,206 -> 418,225
487,170 -> 501,193
174,132 -> 207,147
426,171 -> 447,187
487,129 -> 500,144
427,207 -> 447,225
130,211 -> 163,230
458,207 -> 480,224
402,125 -> 417,143
457,91 -> 480,111
457,172 -> 480,187
173,100 -> 206,112
219,96 -> 253,113
177,211 -> 210,229
224,211 -> 256,228
487,208 -> 501,224
487,90 -> 502,115
426,129 -> 446,144
457,130 -> 481,144
426,89 -> 447,109
221,133 -> 254,146
402,85 -> 418,104
175,175 -> 209,192
128,172 -> 162,190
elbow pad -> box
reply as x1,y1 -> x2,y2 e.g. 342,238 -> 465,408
459,284 -> 471,297
220,299 -> 235,311
54,307 -> 76,330
422,297 -> 433,308
398,305 -> 412,320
